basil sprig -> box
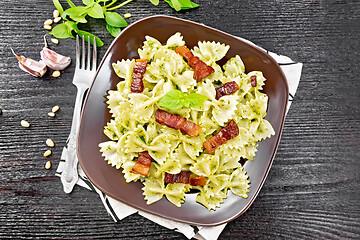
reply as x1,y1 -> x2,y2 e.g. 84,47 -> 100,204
50,0 -> 199,47
158,90 -> 207,110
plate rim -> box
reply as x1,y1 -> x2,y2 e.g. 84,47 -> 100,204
77,14 -> 289,226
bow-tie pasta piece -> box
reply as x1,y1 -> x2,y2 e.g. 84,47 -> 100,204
165,32 -> 185,50
229,167 -> 250,198
190,154 -> 219,177
138,36 -> 162,60
142,176 -> 188,207
223,55 -> 245,78
194,186 -> 225,211
180,132 -> 206,160
193,41 -> 230,65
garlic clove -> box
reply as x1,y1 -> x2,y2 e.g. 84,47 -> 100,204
40,47 -> 71,70
11,48 -> 47,77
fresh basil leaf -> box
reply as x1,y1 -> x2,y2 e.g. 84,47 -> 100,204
106,23 -> 122,37
148,0 -> 159,5
182,98 -> 190,108
105,12 -> 128,27
164,0 -> 198,10
87,3 -> 104,19
77,30 -> 104,47
171,0 -> 182,11
52,0 -> 64,15
65,20 -> 79,32
65,6 -> 88,16
186,93 -> 207,108
158,90 -> 186,109
177,0 -> 199,9
50,23 -> 74,39
63,6 -> 88,23
66,0 -> 76,8
82,0 -> 94,5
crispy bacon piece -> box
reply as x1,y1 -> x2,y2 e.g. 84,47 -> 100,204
203,120 -> 239,154
250,75 -> 257,87
175,45 -> 214,82
190,175 -> 206,186
155,109 -> 202,137
164,171 -> 191,184
215,81 -> 240,100
131,59 -> 148,93
130,151 -> 152,176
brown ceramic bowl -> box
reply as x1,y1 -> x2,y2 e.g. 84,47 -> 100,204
77,15 -> 288,226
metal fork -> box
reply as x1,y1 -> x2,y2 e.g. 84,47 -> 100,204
61,35 -> 97,193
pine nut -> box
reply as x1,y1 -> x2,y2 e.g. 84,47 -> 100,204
52,105 -> 60,113
52,70 -> 60,77
48,112 -> 55,117
43,150 -> 52,157
124,13 -> 132,18
45,161 -> 51,169
53,10 -> 60,18
21,120 -> 30,128
54,17 -> 62,23
46,138 -> 55,147
44,19 -> 53,25
51,38 -> 59,44
44,25 -> 52,30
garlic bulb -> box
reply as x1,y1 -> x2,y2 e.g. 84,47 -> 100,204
11,48 -> 47,77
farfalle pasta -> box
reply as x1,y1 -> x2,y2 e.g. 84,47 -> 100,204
99,32 -> 275,210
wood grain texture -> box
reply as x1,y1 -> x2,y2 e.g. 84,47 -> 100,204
1,0 -> 359,239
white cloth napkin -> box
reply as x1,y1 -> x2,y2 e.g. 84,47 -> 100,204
56,37 -> 303,240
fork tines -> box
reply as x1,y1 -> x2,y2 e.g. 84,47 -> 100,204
75,35 -> 97,71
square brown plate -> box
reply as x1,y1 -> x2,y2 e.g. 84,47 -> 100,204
77,15 -> 288,226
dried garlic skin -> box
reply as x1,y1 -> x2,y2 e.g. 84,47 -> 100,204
40,47 -> 71,70
11,48 -> 47,77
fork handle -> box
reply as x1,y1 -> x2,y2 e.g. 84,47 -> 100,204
61,84 -> 87,193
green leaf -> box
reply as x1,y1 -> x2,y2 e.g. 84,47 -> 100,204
186,93 -> 208,108
63,6 -> 88,23
49,23 -> 74,39
171,0 -> 182,11
106,24 -> 122,37
164,0 -> 198,10
177,0 -> 199,9
82,0 -> 94,5
148,0 -> 159,5
77,30 -> 104,47
52,0 -> 64,15
87,3 -> 104,19
65,20 -> 79,32
158,90 -> 186,110
66,0 -> 76,8
105,12 -> 128,27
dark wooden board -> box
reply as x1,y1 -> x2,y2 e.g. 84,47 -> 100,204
1,0 -> 359,239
